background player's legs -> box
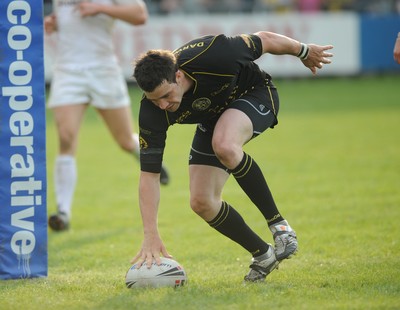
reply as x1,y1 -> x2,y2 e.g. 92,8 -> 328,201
49,104 -> 87,231
98,106 -> 170,184
97,106 -> 138,155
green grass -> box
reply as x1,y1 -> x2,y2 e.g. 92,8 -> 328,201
1,75 -> 399,309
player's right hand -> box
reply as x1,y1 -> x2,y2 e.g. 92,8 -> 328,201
302,44 -> 334,75
130,233 -> 172,268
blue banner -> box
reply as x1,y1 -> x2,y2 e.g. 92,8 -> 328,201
361,14 -> 400,71
0,0 -> 47,279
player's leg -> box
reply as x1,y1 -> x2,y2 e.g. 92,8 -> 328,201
189,127 -> 278,281
213,84 -> 297,261
97,106 -> 138,154
213,107 -> 283,223
98,106 -> 170,185
189,164 -> 278,282
49,104 -> 87,231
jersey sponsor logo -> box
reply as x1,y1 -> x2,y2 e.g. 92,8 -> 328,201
139,127 -> 151,135
174,42 -> 204,54
210,83 -> 230,97
192,97 -> 211,111
207,104 -> 226,115
176,110 -> 191,123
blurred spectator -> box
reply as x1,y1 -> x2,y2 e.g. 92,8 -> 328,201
159,0 -> 184,14
358,0 -> 400,14
241,0 -> 257,12
47,0 -> 399,16
321,0 -> 354,11
145,0 -> 400,13
260,0 -> 296,12
296,0 -> 323,12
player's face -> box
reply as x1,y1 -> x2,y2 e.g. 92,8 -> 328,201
144,79 -> 184,112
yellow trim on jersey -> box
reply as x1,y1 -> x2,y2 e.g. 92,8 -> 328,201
179,35 -> 219,67
192,72 -> 235,78
266,85 -> 276,116
165,110 -> 171,126
180,68 -> 197,93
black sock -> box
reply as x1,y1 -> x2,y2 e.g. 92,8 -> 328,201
208,201 -> 269,257
230,152 -> 283,225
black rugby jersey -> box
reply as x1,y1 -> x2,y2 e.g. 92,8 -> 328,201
138,33 -> 270,173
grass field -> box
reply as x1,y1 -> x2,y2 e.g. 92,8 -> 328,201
1,75 -> 399,309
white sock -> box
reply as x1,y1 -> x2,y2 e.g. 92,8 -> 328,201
54,155 -> 77,218
132,133 -> 140,161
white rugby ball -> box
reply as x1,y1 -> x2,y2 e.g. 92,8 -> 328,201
125,257 -> 187,288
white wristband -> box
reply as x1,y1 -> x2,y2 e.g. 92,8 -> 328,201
297,43 -> 309,60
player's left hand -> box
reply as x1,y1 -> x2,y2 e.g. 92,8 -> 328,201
301,44 -> 334,75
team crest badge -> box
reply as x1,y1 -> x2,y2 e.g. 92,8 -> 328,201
192,97 -> 211,111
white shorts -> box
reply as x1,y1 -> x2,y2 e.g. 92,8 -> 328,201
47,66 -> 130,109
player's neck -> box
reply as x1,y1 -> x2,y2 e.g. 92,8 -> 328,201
179,71 -> 194,93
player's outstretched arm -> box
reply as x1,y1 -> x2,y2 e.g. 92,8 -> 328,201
130,171 -> 172,268
254,31 -> 333,75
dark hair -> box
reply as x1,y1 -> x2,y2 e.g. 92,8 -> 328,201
133,50 -> 178,92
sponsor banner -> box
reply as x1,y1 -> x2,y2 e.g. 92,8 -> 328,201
0,0 -> 48,279
121,12 -> 359,78
44,12 -> 359,80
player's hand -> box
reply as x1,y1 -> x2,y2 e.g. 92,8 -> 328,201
44,14 -> 57,34
301,44 -> 334,75
130,233 -> 172,269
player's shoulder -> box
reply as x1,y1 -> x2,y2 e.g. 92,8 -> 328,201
173,34 -> 217,55
174,34 -> 239,63
204,33 -> 260,51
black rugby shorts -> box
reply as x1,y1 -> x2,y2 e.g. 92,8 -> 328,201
189,81 -> 279,170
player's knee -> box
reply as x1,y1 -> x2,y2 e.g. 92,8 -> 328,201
58,128 -> 76,151
212,139 -> 239,168
212,139 -> 229,159
190,194 -> 213,218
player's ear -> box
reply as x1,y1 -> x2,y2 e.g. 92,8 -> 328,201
175,70 -> 183,83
